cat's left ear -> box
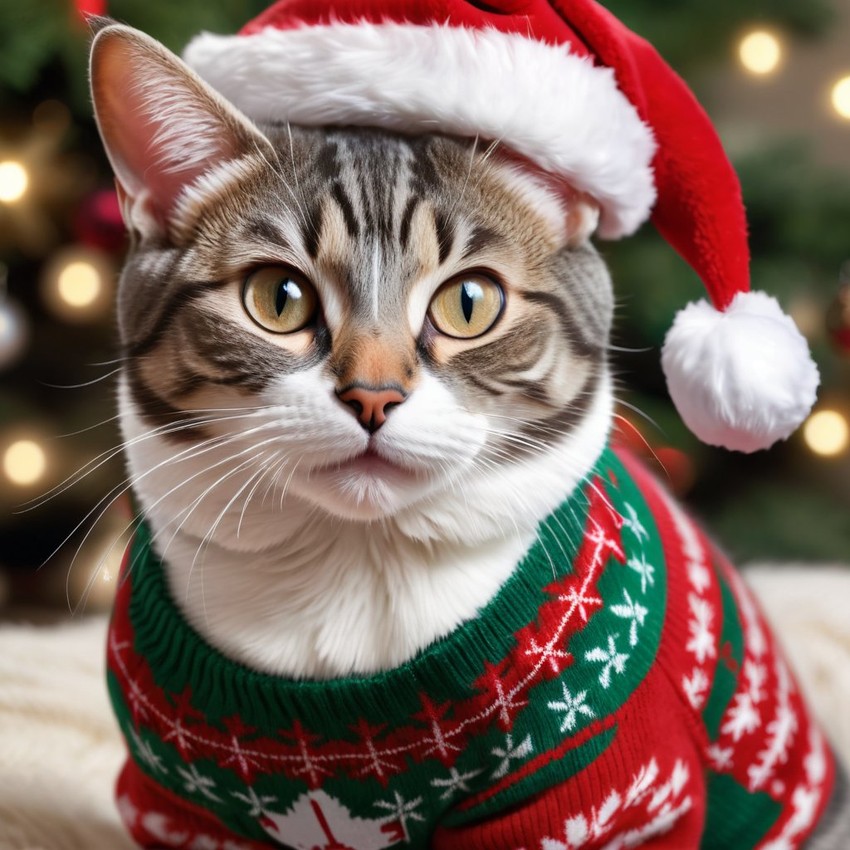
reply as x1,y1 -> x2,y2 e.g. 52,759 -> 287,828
90,23 -> 275,240
564,191 -> 601,247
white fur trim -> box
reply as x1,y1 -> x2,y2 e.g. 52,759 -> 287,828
661,291 -> 820,453
183,22 -> 656,238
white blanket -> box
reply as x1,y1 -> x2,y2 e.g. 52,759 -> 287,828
0,566 -> 848,850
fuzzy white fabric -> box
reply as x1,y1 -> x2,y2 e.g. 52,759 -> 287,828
0,617 -> 135,850
0,566 -> 848,849
661,291 -> 820,453
183,22 -> 657,239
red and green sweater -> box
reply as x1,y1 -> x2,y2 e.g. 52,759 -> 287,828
107,447 -> 837,850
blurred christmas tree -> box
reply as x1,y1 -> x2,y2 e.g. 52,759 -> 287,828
0,0 -> 848,611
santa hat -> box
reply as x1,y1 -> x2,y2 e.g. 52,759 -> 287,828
183,0 -> 819,452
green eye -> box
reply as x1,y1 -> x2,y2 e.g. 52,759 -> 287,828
429,273 -> 504,339
242,266 -> 318,333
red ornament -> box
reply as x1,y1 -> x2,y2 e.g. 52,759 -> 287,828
826,283 -> 850,355
73,188 -> 126,255
74,0 -> 107,21
655,447 -> 696,496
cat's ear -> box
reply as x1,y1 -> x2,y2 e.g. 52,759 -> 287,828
90,23 -> 274,239
564,191 -> 601,247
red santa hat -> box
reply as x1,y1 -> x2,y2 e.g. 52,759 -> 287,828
183,0 -> 819,453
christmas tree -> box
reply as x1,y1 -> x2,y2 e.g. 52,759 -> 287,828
0,0 -> 848,611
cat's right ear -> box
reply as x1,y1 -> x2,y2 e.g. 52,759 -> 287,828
89,24 -> 275,240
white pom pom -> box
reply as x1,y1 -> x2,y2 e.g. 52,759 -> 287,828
661,291 -> 820,453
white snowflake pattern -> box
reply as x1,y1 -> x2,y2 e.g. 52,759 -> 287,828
686,560 -> 711,594
116,794 -> 139,828
609,590 -> 648,647
162,716 -> 194,756
231,786 -> 278,818
374,790 -> 425,842
722,693 -> 761,742
220,735 -> 266,783
176,763 -> 221,802
706,744 -> 734,771
743,660 -> 768,704
526,637 -> 571,674
718,657 -> 772,755
125,677 -> 151,722
621,503 -> 648,543
537,759 -> 692,850
623,760 -> 660,808
685,593 -> 715,664
491,733 -> 535,779
626,554 -> 655,594
682,668 -> 710,710
430,766 -> 482,801
128,727 -> 168,775
559,587 -> 603,623
585,635 -> 629,689
547,684 -> 596,733
748,667 -> 799,794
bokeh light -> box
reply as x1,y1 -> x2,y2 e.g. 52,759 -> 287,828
57,260 -> 102,308
3,439 -> 47,486
803,410 -> 849,457
41,247 -> 113,322
831,75 -> 850,121
0,161 -> 29,204
738,30 -> 783,76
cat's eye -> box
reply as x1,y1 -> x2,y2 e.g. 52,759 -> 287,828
242,266 -> 318,334
428,273 -> 504,339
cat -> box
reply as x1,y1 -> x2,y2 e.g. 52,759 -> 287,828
90,17 -> 849,850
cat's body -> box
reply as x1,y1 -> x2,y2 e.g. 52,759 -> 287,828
90,17 -> 848,850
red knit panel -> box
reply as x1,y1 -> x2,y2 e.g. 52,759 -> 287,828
432,667 -> 706,849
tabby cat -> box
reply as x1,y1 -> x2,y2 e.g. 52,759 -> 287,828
90,19 -> 848,850
94,23 -> 609,678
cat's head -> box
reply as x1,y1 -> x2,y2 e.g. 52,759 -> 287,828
91,23 -> 613,540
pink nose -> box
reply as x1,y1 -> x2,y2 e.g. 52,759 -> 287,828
337,385 -> 407,433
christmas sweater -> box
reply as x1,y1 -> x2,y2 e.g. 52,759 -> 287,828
107,447 -> 838,850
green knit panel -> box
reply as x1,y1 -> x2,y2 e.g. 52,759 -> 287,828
700,773 -> 782,849
701,564 -> 745,740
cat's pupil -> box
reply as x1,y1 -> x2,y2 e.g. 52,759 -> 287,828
275,280 -> 292,316
461,281 -> 482,323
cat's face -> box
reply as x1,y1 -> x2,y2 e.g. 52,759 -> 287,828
92,24 -> 613,532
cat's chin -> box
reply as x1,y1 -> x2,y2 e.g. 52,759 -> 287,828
292,455 -> 441,521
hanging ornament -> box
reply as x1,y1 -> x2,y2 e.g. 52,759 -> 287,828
0,265 -> 30,370
74,188 -> 126,255
826,265 -> 850,355
74,0 -> 107,23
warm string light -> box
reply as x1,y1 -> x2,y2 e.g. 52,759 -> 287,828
803,410 -> 849,457
831,75 -> 850,121
58,260 -> 102,308
0,161 -> 29,204
2,439 -> 47,487
738,30 -> 783,77
41,247 -> 113,322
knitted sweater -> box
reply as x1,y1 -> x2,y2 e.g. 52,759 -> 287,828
107,447 -> 836,850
